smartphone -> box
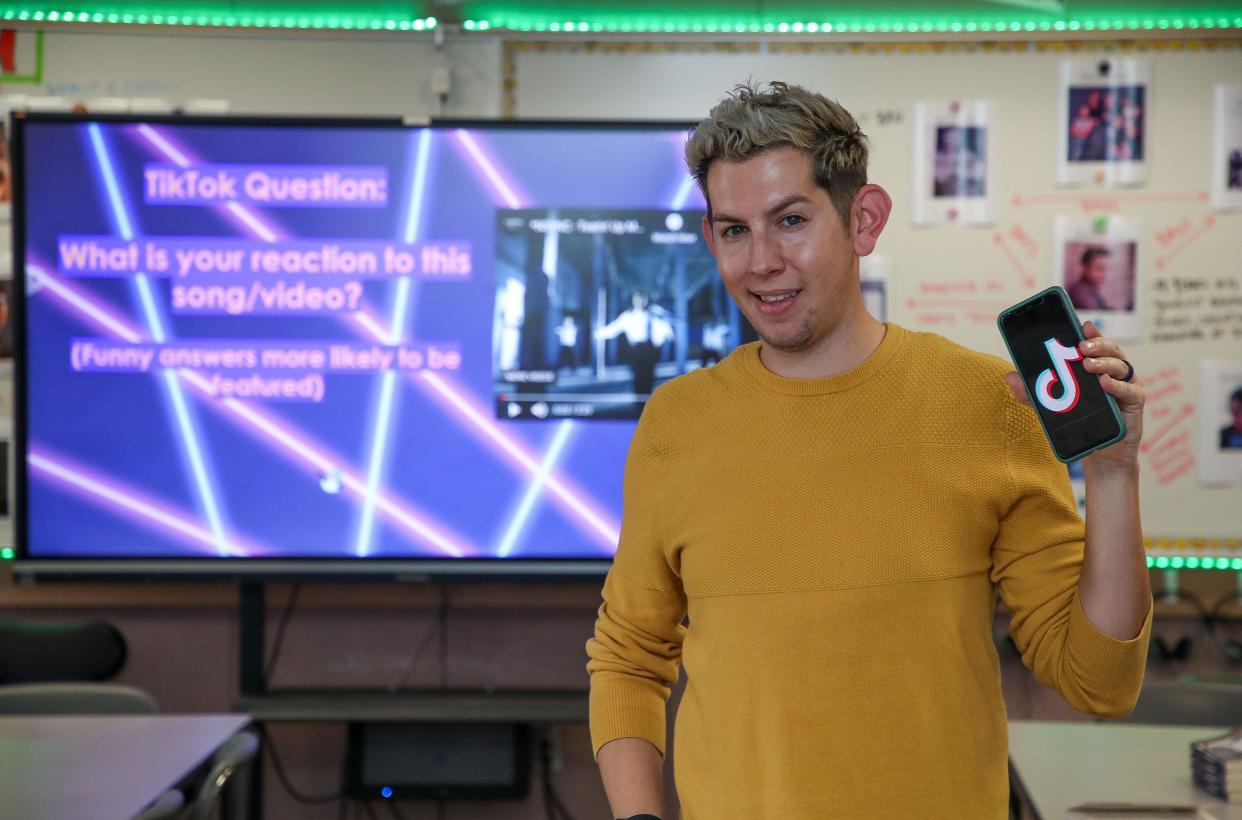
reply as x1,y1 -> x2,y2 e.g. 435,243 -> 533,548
997,286 -> 1126,463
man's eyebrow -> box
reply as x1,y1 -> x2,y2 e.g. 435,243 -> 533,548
710,195 -> 813,224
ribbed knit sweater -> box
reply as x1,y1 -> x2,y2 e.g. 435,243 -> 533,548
586,323 -> 1151,819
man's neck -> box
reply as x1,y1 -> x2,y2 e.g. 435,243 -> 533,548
759,308 -> 887,380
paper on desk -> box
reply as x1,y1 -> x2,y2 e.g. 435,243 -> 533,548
1067,803 -> 1213,819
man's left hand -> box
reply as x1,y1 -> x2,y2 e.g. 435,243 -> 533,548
1004,320 -> 1144,470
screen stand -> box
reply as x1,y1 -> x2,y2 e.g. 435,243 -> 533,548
239,582 -> 266,696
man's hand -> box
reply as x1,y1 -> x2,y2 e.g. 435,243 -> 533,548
1006,320 -> 1150,641
1004,320 -> 1144,470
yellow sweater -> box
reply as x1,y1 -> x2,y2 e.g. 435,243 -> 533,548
586,323 -> 1151,819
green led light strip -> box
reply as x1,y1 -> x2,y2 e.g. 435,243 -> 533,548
465,16 -> 1242,34
1147,555 -> 1242,571
0,9 -> 438,30
0,6 -> 1237,32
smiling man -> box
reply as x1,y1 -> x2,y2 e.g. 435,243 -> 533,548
585,82 -> 1152,820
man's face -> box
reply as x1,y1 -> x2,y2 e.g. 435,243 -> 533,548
702,147 -> 858,354
1084,254 -> 1111,286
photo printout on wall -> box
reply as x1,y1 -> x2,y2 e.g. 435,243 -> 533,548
911,100 -> 996,226
1057,58 -> 1150,187
1212,85 -> 1242,212
1198,359 -> 1242,486
859,254 -> 889,322
1053,214 -> 1144,342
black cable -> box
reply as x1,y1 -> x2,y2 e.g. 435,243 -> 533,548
385,800 -> 409,820
539,735 -> 577,820
264,583 -> 302,683
258,724 -> 343,805
391,595 -> 444,691
360,800 -> 381,820
438,585 -> 450,688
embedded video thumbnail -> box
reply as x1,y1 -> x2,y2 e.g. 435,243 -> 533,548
493,208 -> 755,420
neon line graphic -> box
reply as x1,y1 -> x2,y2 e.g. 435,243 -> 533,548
454,129 -> 523,209
28,256 -> 472,557
342,308 -> 618,548
126,128 -> 471,556
355,371 -> 398,556
419,370 -> 620,546
171,373 -> 471,557
670,175 -> 697,211
87,124 -> 231,555
355,129 -> 432,556
130,124 -> 618,552
495,421 -> 574,557
134,124 -> 281,242
27,264 -> 144,342
29,449 -> 269,557
86,124 -> 134,239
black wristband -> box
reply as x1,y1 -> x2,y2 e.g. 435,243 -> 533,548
619,816 -> 661,820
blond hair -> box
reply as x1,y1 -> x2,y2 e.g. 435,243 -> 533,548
685,81 -> 869,225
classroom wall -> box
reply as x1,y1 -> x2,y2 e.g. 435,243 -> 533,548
2,25 -> 1241,820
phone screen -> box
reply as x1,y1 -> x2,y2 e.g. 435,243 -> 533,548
999,289 -> 1123,462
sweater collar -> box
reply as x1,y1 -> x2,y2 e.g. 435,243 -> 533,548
739,323 -> 907,396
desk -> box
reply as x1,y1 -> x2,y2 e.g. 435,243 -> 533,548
0,714 -> 251,820
1009,720 -> 1242,820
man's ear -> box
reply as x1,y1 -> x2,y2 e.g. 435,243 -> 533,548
851,184 -> 892,257
701,213 -> 717,258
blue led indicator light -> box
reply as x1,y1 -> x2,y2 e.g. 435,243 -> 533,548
381,787 -> 393,799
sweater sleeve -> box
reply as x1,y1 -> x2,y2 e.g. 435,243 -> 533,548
991,399 -> 1151,719
585,397 -> 687,760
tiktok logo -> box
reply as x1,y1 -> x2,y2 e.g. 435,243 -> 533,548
1034,338 -> 1083,414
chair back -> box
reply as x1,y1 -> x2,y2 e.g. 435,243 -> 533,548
0,682 -> 159,714
1121,680 -> 1242,726
0,618 -> 127,683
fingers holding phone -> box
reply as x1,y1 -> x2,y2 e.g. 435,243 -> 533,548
1077,320 -> 1144,467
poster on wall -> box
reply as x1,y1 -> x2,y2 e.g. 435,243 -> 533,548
1198,359 -> 1242,486
911,100 -> 996,226
1057,57 -> 1150,187
1053,214 -> 1143,342
860,254 -> 889,322
1212,85 -> 1242,212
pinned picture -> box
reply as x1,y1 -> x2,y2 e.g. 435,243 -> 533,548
912,100 -> 996,226
1212,85 -> 1242,211
1197,359 -> 1242,486
1057,58 -> 1150,187
860,254 -> 889,323
1054,215 -> 1143,341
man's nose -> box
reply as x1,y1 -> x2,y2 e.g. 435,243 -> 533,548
747,230 -> 783,278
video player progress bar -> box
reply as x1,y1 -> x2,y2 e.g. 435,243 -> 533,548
504,394 -> 651,402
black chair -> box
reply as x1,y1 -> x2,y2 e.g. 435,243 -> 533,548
0,618 -> 127,684
1119,679 -> 1242,726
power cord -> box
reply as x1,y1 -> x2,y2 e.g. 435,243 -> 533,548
392,585 -> 449,691
258,724 -> 343,805
264,583 -> 302,684
539,734 -> 577,820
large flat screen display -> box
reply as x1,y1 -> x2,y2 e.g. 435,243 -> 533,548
14,115 -> 754,576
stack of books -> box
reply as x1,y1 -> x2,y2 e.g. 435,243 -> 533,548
1191,726 -> 1242,803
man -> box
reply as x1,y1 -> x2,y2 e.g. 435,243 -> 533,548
595,291 -> 674,398
1067,246 -> 1124,312
586,82 -> 1150,819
